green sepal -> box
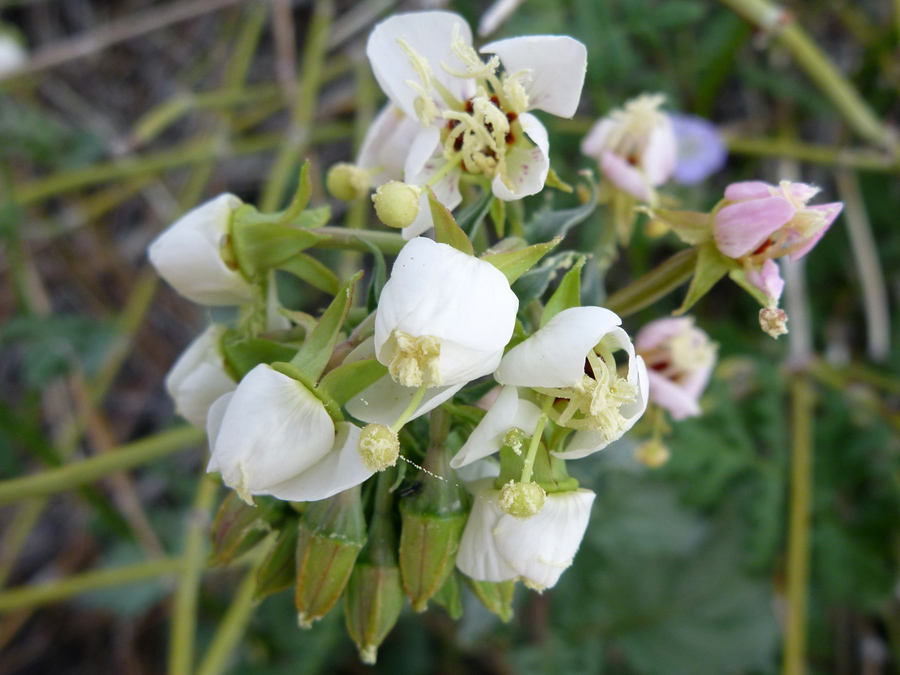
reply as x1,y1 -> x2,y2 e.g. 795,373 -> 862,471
352,236 -> 386,313
642,207 -> 713,245
209,492 -> 270,566
277,253 -> 341,295
221,335 -> 298,380
428,188 -> 474,255
289,271 -> 363,382
675,242 -> 737,315
481,236 -> 562,284
432,570 -> 464,620
295,488 -> 367,628
270,361 -> 344,422
463,576 -> 515,623
494,443 -> 578,494
231,206 -> 327,279
729,268 -> 769,307
293,205 -> 331,229
277,158 -> 313,223
441,401 -> 487,428
545,167 -> 574,193
541,255 -> 586,326
490,197 -> 506,238
318,358 -> 389,407
255,522 -> 299,601
455,189 -> 494,238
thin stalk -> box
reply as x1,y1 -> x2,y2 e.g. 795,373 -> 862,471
0,558 -> 182,613
716,0 -> 898,153
0,502 -> 45,590
168,475 -> 219,675
260,0 -> 334,211
604,247 -> 698,317
0,426 -> 205,506
783,376 -> 815,675
315,226 -> 407,255
725,136 -> 900,173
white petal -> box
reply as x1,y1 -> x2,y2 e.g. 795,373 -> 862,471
456,481 -> 519,582
205,393 -> 233,471
209,365 -> 335,495
491,113 -> 550,201
404,126 -> 443,178
451,386 -> 541,468
358,104 -> 421,186
454,458 -> 501,486
147,194 -> 254,306
580,118 -> 616,158
641,120 -> 677,186
403,155 -> 463,240
366,12 -> 474,119
493,489 -> 595,589
481,36 -> 587,118
374,238 -> 519,386
264,423 -> 373,502
166,326 -> 236,428
495,306 -> 623,388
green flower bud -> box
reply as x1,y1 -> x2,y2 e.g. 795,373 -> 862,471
209,492 -> 270,566
255,523 -> 299,602
462,576 -> 515,623
498,480 -> 546,519
399,428 -> 467,612
294,487 -> 367,628
326,163 -> 371,202
357,423 -> 399,472
372,181 -> 421,229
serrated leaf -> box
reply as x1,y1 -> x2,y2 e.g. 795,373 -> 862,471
277,253 -> 341,295
675,242 -> 735,315
428,188 -> 474,255
542,256 -> 586,326
318,358 -> 388,407
290,272 -> 363,381
221,337 -> 298,380
481,236 -> 562,284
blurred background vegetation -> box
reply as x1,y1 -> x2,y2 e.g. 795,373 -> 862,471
0,0 -> 899,673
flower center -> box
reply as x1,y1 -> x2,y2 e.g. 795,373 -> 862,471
603,93 -> 668,167
388,331 -> 442,387
533,341 -> 638,438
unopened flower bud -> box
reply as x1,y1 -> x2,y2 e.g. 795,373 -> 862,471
498,480 -> 546,519
635,438 -> 671,468
209,492 -> 271,566
760,307 -> 788,339
326,163 -> 371,201
357,424 -> 399,472
295,488 -> 367,628
372,181 -> 421,229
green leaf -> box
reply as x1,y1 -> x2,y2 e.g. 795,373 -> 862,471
481,236 -> 562,284
463,577 -> 514,623
209,492 -> 271,567
527,172 -> 598,240
545,167 -> 574,193
490,197 -> 506,238
511,250 -> 584,306
318,358 -> 389,407
277,253 -> 341,295
255,524 -> 300,601
542,256 -> 586,326
290,271 -> 363,382
294,205 -> 331,229
728,268 -> 769,307
675,242 -> 735,315
432,570 -> 464,620
278,158 -> 312,223
222,336 -> 298,380
455,189 -> 494,239
427,188 -> 474,255
231,216 -> 326,279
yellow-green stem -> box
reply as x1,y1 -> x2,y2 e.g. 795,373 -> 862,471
315,226 -> 407,255
391,386 -> 429,433
605,247 -> 698,317
725,136 -> 900,173
784,376 -> 815,675
0,426 -> 205,505
520,397 -> 554,485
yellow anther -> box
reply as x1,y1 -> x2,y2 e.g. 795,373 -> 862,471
388,331 -> 442,387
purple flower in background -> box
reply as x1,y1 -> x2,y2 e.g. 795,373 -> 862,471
669,114 -> 728,185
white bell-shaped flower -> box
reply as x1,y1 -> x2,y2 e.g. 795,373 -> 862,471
450,386 -> 542,469
165,325 -> 235,428
366,11 -> 587,238
495,306 -> 649,459
456,479 -> 595,591
148,193 -> 255,306
207,364 -> 371,504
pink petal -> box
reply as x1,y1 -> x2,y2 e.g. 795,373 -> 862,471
600,151 -> 651,201
713,196 -> 796,258
723,181 -> 775,201
634,317 -> 695,352
746,259 -> 785,304
789,202 -> 843,261
646,370 -> 702,420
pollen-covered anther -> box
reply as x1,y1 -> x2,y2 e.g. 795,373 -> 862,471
504,427 -> 526,456
498,480 -> 546,519
760,307 -> 789,339
388,331 -> 442,387
357,424 -> 400,472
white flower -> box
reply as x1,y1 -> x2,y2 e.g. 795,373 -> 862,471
477,0 -> 526,37
356,104 -> 422,188
165,325 -> 236,428
206,365 -> 372,503
450,385 -> 542,469
148,193 -> 255,306
0,33 -> 26,77
495,306 -> 649,459
456,479 -> 595,591
366,11 -> 587,238
347,237 -> 518,425
581,93 -> 676,202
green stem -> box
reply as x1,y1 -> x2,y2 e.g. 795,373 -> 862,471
168,475 -> 219,675
314,226 -> 407,255
725,136 -> 900,172
260,0 -> 334,211
0,501 -> 46,590
0,426 -> 205,505
391,386 -> 428,433
783,376 -> 815,675
604,247 -> 698,317
521,397 -> 554,485
0,558 -> 182,613
717,0 -> 898,153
